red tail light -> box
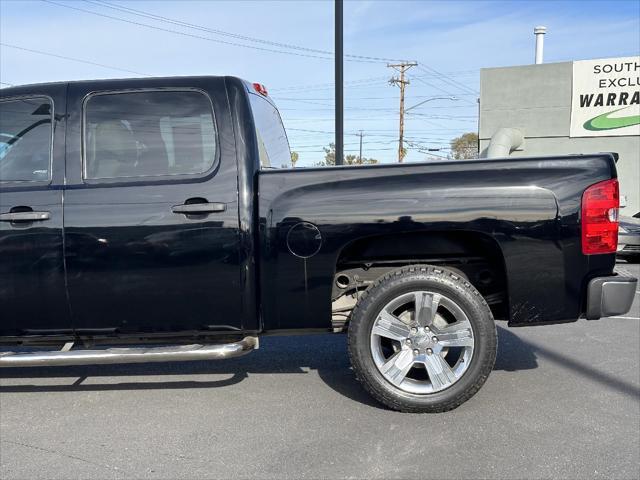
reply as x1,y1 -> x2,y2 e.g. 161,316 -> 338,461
252,83 -> 268,96
581,179 -> 619,255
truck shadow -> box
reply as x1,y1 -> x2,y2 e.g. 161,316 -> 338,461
1,326 -> 638,406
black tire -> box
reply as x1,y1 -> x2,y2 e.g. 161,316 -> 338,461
348,265 -> 497,413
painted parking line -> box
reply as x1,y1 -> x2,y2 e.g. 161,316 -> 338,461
609,316 -> 640,320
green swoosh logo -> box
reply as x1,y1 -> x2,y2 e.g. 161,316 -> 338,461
584,107 -> 640,131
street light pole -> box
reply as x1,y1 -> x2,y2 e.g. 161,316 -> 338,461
405,95 -> 458,113
335,0 -> 343,166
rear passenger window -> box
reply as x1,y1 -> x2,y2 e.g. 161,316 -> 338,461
84,90 -> 216,180
0,97 -> 53,182
249,93 -> 291,169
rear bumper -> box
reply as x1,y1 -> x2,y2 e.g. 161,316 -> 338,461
586,275 -> 637,320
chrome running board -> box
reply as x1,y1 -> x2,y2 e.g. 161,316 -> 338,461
0,337 -> 258,367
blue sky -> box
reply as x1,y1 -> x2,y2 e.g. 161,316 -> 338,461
1,0 -> 639,166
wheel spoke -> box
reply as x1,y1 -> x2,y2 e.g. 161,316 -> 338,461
424,353 -> 457,390
415,292 -> 441,327
372,310 -> 411,341
369,289 -> 476,395
380,349 -> 415,387
435,320 -> 474,348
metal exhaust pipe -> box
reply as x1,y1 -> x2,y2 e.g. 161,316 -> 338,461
0,336 -> 258,367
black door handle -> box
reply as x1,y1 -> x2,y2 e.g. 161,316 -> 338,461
171,202 -> 226,214
0,211 -> 51,222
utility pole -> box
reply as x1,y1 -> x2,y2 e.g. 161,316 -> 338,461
388,62 -> 417,162
335,0 -> 344,165
357,130 -> 364,161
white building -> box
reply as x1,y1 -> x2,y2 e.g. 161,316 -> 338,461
479,56 -> 639,215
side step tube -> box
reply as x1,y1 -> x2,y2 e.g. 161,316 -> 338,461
0,337 -> 258,367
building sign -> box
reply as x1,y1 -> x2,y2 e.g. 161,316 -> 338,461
570,56 -> 640,137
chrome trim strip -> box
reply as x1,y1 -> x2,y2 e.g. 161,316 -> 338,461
0,336 -> 258,367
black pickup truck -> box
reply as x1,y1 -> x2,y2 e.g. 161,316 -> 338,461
0,76 -> 636,412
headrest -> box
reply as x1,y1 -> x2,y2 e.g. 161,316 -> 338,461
94,120 -> 136,157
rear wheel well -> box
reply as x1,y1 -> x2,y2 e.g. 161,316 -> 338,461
331,231 -> 508,331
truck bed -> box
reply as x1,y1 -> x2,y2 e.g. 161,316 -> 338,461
257,154 -> 617,331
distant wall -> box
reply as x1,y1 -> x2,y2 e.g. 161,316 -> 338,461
479,60 -> 639,215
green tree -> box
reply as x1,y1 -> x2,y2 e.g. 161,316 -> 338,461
450,132 -> 479,160
316,143 -> 379,166
399,146 -> 407,162
290,151 -> 299,168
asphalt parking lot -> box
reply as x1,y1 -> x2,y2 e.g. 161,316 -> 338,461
1,263 -> 638,480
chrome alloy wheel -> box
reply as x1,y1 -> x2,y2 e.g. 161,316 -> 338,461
370,291 -> 475,394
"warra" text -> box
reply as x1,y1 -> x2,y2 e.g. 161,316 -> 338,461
580,91 -> 640,108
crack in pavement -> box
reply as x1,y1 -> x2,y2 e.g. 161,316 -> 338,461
1,439 -> 127,477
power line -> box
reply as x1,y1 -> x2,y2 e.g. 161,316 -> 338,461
285,116 -> 397,122
416,64 -> 479,95
0,43 -> 150,76
285,119 -> 468,132
420,64 -> 479,95
42,0 -> 405,64
0,44 -> 471,107
270,75 -> 390,92
42,0 -> 338,61
275,97 -> 477,111
279,106 -> 477,117
291,145 -> 449,156
279,106 -> 397,112
405,140 -> 450,159
271,73 -> 480,94
85,0 -> 411,64
274,98 -> 335,107
294,147 -> 402,153
291,139 -> 396,149
7,1 -> 481,112
274,94 -> 478,101
84,0 -> 335,55
286,127 -> 457,142
408,73 -> 476,105
405,112 -> 477,120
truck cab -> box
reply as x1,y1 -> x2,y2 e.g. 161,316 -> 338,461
0,77 -> 282,339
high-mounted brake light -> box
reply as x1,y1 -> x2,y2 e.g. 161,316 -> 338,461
253,83 -> 268,96
581,178 -> 619,255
